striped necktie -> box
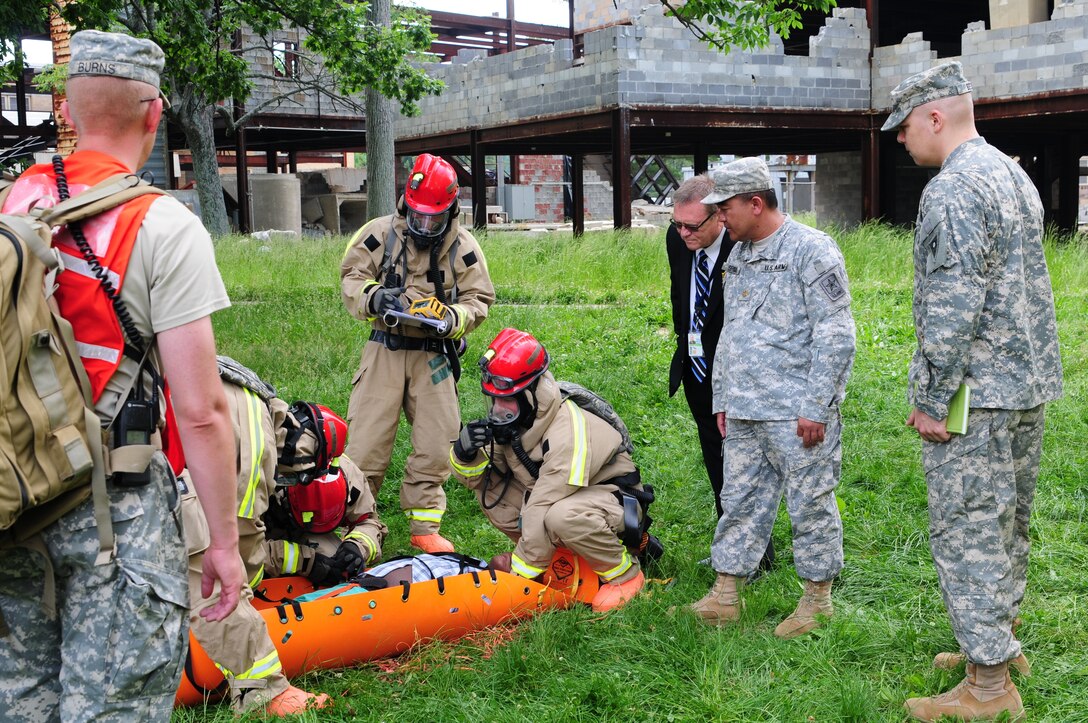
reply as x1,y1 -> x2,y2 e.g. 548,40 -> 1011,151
690,250 -> 710,382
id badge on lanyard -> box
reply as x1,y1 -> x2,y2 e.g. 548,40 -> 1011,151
687,332 -> 704,359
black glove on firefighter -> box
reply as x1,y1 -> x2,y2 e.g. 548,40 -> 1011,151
332,541 -> 367,579
454,419 -> 493,461
369,285 -> 404,316
307,552 -> 344,587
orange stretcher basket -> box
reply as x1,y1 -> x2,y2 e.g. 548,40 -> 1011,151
175,549 -> 598,707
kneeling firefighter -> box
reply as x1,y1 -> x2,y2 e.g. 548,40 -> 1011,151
263,402 -> 388,585
449,328 -> 661,612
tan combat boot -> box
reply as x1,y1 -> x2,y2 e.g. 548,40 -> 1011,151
774,579 -> 833,639
933,618 -> 1030,676
688,573 -> 744,624
934,651 -> 1031,677
904,662 -> 1025,722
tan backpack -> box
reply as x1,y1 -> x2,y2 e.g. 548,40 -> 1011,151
0,173 -> 164,562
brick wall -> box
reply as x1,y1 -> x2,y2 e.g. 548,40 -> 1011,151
517,155 -> 567,222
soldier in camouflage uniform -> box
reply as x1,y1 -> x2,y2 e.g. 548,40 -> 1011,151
884,61 -> 1063,722
0,32 -> 242,721
683,157 -> 856,640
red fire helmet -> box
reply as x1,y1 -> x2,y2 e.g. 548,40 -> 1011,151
287,465 -> 348,533
287,401 -> 348,475
478,328 -> 549,398
404,153 -> 458,215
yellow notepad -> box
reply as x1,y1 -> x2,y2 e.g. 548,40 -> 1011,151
946,384 -> 971,435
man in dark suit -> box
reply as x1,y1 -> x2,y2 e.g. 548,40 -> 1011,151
667,174 -> 774,572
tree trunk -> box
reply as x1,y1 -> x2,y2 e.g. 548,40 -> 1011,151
171,97 -> 230,237
365,0 -> 397,220
49,6 -> 77,156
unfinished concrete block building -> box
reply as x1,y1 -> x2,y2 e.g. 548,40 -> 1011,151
395,0 -> 1087,233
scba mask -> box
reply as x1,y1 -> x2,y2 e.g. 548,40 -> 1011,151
406,208 -> 450,242
486,395 -> 521,426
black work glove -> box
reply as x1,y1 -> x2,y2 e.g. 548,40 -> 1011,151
454,419 -> 493,461
332,541 -> 367,579
307,552 -> 344,587
368,285 -> 405,316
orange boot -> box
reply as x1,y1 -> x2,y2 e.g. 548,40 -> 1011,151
591,571 -> 645,612
263,685 -> 331,716
410,533 -> 455,553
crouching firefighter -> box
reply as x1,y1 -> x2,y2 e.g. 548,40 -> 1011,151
263,402 -> 387,586
449,328 -> 662,613
180,358 -> 330,715
340,153 -> 495,554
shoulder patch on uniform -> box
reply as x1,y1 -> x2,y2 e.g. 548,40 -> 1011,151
816,269 -> 847,302
462,250 -> 478,267
363,234 -> 380,252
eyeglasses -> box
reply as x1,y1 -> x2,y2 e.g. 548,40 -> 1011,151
670,212 -> 715,233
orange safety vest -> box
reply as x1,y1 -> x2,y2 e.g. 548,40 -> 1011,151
2,150 -> 187,473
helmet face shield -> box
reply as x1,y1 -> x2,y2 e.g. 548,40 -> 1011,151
486,395 -> 521,426
406,208 -> 450,239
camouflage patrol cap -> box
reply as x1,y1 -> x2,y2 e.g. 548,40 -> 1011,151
700,157 -> 773,204
881,60 -> 973,132
69,30 -> 170,106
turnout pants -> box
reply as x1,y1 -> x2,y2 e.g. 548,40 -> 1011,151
923,405 -> 1045,666
346,340 -> 460,536
543,485 -> 641,585
711,417 -> 843,581
0,454 -> 187,723
182,491 -> 288,712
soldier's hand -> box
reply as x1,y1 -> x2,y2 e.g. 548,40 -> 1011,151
454,419 -> 493,461
308,552 -> 344,587
906,408 -> 951,443
716,412 -> 727,439
796,417 -> 826,448
332,541 -> 367,578
369,286 -> 405,316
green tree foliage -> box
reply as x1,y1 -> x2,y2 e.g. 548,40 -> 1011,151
2,0 -> 443,235
660,0 -> 838,51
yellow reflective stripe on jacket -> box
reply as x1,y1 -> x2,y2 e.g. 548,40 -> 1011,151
282,541 -> 302,574
404,508 -> 444,524
249,564 -> 265,589
511,553 -> 545,579
449,447 -> 489,476
565,400 -> 589,487
449,304 -> 470,340
344,530 -> 379,565
228,650 -> 283,681
595,549 -> 633,581
357,279 -> 381,322
236,387 -> 265,519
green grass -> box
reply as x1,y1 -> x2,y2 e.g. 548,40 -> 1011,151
175,225 -> 1088,722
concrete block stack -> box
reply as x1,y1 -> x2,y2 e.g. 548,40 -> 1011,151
873,1 -> 1087,107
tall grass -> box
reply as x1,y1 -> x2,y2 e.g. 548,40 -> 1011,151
176,224 -> 1088,722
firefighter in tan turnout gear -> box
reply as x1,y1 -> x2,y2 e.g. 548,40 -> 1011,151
341,153 -> 495,553
450,329 -> 655,613
181,358 -> 330,715
263,401 -> 387,582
